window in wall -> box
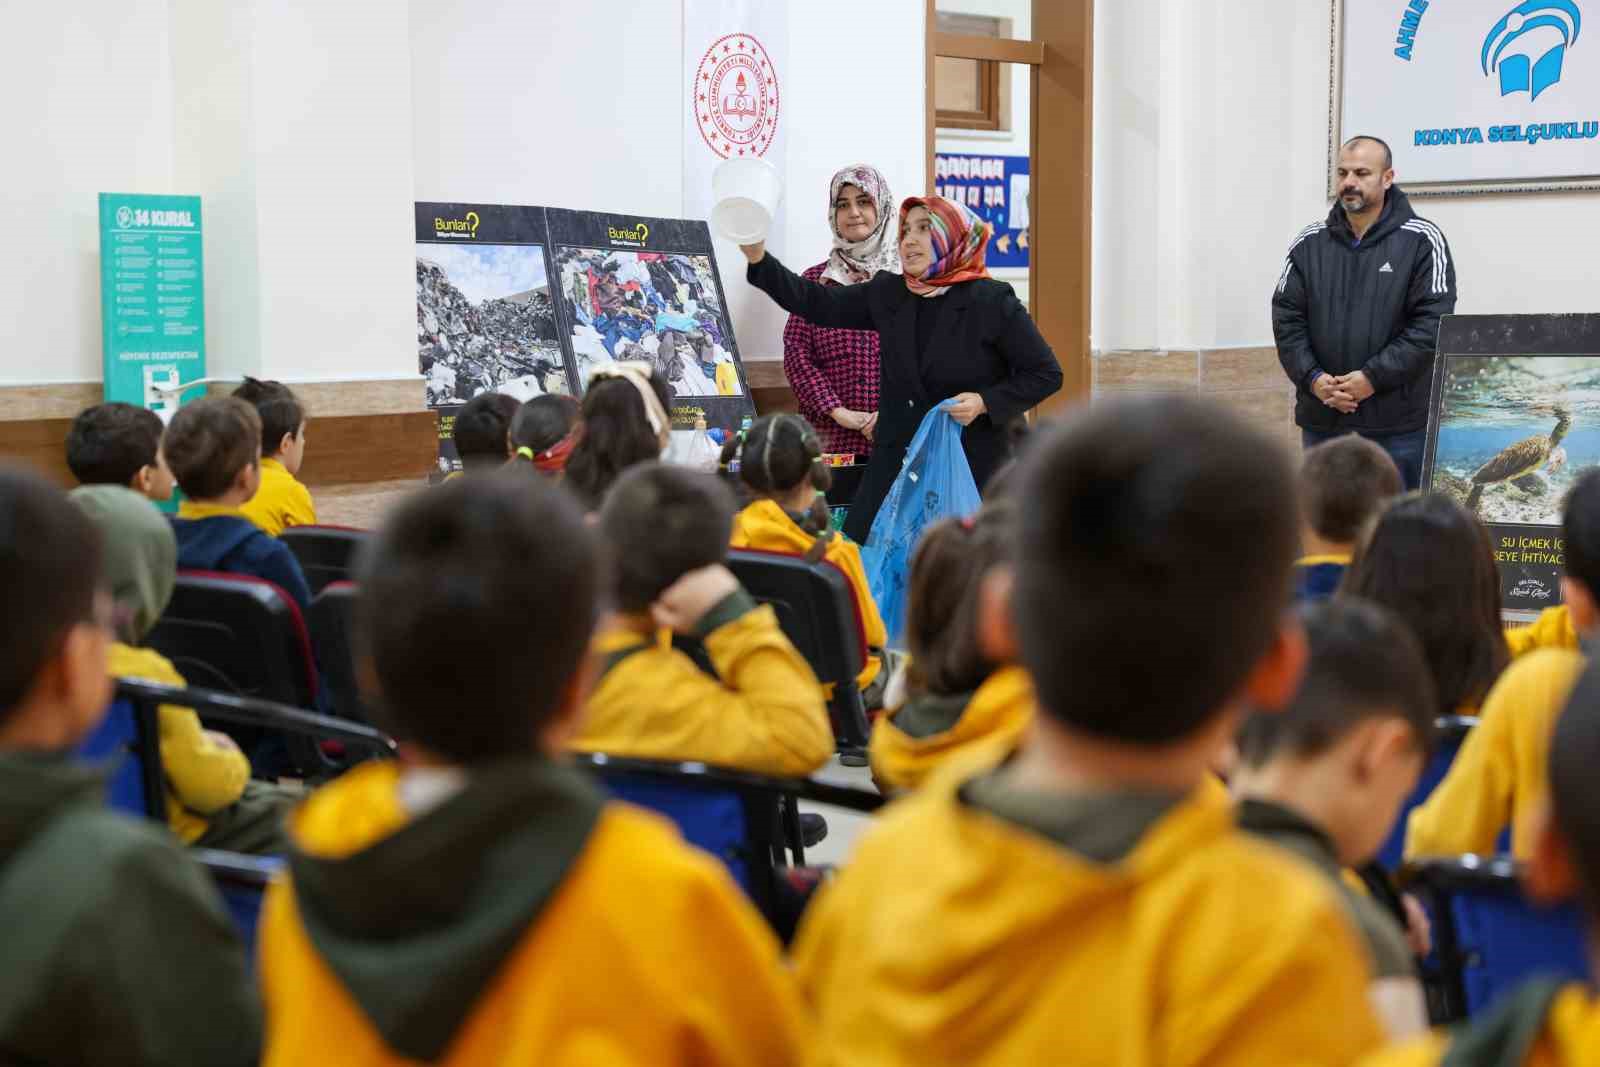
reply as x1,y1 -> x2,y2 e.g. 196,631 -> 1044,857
934,13 -> 1011,132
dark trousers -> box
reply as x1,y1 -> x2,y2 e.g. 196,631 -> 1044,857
1301,427 -> 1427,491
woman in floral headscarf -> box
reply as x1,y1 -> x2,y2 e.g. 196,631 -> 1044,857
743,194 -> 1061,543
782,165 -> 900,457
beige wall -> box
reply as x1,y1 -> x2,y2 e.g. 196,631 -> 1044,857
1091,347 -> 1296,448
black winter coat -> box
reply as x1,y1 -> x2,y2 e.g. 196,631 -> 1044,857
747,253 -> 1062,542
1272,187 -> 1457,437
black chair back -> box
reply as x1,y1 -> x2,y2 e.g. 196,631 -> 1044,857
280,525 -> 369,597
192,848 -> 284,963
309,582 -> 370,723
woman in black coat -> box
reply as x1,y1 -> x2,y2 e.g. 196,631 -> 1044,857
741,194 -> 1061,542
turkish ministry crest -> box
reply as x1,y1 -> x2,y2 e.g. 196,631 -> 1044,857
693,33 -> 781,159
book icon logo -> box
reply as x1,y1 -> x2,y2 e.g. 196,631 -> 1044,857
1482,1 -> 1583,101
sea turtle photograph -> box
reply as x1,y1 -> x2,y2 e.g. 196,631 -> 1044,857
1429,356 -> 1600,526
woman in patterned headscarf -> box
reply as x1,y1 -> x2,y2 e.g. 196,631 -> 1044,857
743,194 -> 1061,543
782,165 -> 900,458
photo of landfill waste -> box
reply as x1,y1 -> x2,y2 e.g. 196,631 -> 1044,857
416,243 -> 572,406
553,247 -> 743,398
1429,355 -> 1598,526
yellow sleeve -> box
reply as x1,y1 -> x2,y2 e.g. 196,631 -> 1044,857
830,540 -> 887,653
1506,605 -> 1578,659
1405,693 -> 1519,861
119,649 -> 251,816
283,479 -> 317,529
1352,1033 -> 1449,1067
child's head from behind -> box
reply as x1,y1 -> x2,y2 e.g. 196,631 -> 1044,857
162,397 -> 262,504
1299,435 -> 1403,549
0,465 -> 111,746
1543,662 -> 1600,913
1561,469 -> 1600,631
600,462 -> 735,614
565,366 -> 672,509
722,413 -> 831,498
1011,396 -> 1302,747
452,392 -> 520,472
356,470 -> 600,762
1341,493 -> 1506,714
511,394 -> 582,474
906,502 -> 1015,698
65,402 -> 173,502
68,486 -> 177,645
234,378 -> 307,475
1235,598 -> 1437,865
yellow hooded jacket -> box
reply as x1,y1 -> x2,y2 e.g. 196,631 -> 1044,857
239,457 -> 317,537
1359,980 -> 1600,1067
730,499 -> 886,691
1406,649 -> 1586,862
260,760 -> 807,1066
1506,606 -> 1579,660
869,666 -> 1035,792
792,752 -> 1385,1067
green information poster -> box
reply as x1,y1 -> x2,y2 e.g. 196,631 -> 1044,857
98,193 -> 205,416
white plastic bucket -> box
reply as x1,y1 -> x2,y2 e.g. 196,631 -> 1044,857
711,157 -> 783,244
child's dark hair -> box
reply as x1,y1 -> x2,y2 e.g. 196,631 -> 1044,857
1341,493 -> 1508,714
719,413 -> 833,546
599,462 -> 735,613
1236,598 -> 1437,768
355,470 -> 600,762
1300,436 -> 1403,545
233,378 -> 305,458
65,403 -> 164,488
1562,469 -> 1600,598
511,394 -> 581,454
1014,396 -> 1299,745
565,371 -> 672,509
0,465 -> 102,717
162,397 -> 261,501
1549,659 -> 1600,905
905,500 -> 1015,698
452,392 -> 520,471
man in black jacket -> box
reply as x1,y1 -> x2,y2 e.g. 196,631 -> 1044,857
1272,136 -> 1456,489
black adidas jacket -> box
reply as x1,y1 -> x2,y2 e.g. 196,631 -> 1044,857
1272,186 -> 1456,436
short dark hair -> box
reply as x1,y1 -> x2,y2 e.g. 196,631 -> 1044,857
355,470 -> 600,762
452,392 -> 519,470
511,394 -> 581,453
65,403 -> 164,487
0,465 -> 102,718
231,376 -> 292,405
233,378 -> 304,458
1014,396 -> 1299,745
1551,660 -> 1600,905
905,500 -> 1015,698
1563,470 -> 1600,598
162,398 -> 262,501
1300,436 -> 1403,544
565,372 -> 672,509
1237,598 -> 1437,768
599,463 -> 734,613
1343,135 -> 1394,170
1341,494 -> 1508,714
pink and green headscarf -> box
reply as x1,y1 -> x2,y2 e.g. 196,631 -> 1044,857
898,195 -> 992,297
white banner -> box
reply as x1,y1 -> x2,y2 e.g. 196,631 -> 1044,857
1338,0 -> 1600,190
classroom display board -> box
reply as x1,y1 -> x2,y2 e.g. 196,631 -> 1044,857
1336,0 -> 1600,193
416,202 -> 754,477
98,193 -> 206,416
1422,314 -> 1600,611
933,153 -> 1030,268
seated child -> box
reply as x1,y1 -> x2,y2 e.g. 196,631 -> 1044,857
164,397 -> 313,617
1402,473 -> 1600,861
868,503 -> 1032,793
1360,659 -> 1600,1067
564,364 -> 672,509
1502,470 -> 1600,659
259,469 -> 806,1066
448,391 -> 519,476
233,378 -> 316,536
791,396 -> 1386,1065
571,462 -> 833,777
65,400 -> 175,502
723,413 -> 887,698
510,393 -> 581,476
0,464 -> 260,1065
71,485 -> 295,853
1234,598 -> 1437,1038
1295,435 -> 1402,601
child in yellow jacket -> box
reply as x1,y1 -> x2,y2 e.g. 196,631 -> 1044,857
70,485 -> 294,854
573,461 -> 834,777
1360,660 -> 1600,1067
869,503 -> 1033,792
1405,470 -> 1600,862
792,396 -> 1385,1067
234,379 -> 316,536
723,413 -> 887,698
260,470 -> 807,1066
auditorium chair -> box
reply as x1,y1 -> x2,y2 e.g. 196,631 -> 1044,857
279,525 -> 370,597
1402,855 -> 1591,1022
572,752 -> 882,942
309,581 -> 371,724
1376,714 -> 1478,870
725,548 -> 873,766
192,848 -> 284,963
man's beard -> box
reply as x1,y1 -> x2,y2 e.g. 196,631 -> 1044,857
1341,190 -> 1369,212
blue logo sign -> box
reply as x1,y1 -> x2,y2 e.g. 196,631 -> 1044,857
1483,1 -> 1583,100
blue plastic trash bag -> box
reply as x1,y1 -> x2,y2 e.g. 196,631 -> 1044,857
862,404 -> 983,646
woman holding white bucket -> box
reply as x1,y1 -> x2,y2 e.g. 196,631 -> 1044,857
781,164 -> 900,459
740,194 -> 1062,544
